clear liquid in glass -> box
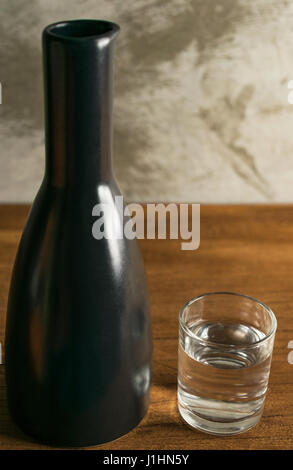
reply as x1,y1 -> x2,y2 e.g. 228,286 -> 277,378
178,321 -> 273,435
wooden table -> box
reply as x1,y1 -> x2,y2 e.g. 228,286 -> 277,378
0,204 -> 293,450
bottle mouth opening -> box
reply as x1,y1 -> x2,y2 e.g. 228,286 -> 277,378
44,19 -> 120,41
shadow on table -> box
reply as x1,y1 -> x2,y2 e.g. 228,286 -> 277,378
152,363 -> 232,441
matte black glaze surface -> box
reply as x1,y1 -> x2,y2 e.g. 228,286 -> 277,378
5,20 -> 153,447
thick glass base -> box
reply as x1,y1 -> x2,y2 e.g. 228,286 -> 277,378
178,390 -> 264,436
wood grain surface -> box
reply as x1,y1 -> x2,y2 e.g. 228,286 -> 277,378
0,204 -> 293,450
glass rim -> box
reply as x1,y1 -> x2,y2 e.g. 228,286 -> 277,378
179,291 -> 277,349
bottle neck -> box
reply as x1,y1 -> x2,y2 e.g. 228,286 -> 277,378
42,22 -> 118,189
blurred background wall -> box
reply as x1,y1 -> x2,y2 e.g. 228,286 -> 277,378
0,0 -> 293,203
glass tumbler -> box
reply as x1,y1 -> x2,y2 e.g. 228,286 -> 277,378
178,292 -> 277,435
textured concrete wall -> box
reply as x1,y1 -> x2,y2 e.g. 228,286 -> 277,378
0,0 -> 293,202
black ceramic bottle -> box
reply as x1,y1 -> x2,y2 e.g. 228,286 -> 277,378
5,20 -> 152,447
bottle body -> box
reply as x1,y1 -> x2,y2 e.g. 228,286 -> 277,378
5,20 -> 152,446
